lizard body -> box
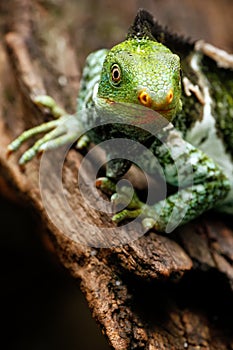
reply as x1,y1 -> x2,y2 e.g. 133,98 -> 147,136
8,9 -> 233,232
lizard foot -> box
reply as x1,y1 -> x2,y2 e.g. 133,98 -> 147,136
7,95 -> 84,165
96,177 -> 157,231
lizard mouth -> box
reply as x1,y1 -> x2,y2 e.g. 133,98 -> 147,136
152,106 -> 177,122
97,95 -> 175,119
155,107 -> 174,114
152,105 -> 175,115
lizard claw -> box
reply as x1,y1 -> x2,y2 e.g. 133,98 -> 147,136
76,135 -> 90,150
142,217 -> 156,232
6,147 -> 13,159
111,192 -> 132,210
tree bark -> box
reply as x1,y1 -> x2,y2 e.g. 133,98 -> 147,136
1,1 -> 233,349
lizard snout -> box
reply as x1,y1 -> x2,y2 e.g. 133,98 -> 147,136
138,88 -> 174,112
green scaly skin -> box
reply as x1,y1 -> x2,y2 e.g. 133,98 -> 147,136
97,38 -> 182,120
7,10 -> 232,233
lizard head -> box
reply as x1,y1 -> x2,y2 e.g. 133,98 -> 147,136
97,38 -> 182,122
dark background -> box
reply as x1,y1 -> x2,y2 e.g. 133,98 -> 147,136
0,0 -> 232,349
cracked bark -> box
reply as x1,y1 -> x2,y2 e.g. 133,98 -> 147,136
1,1 -> 233,349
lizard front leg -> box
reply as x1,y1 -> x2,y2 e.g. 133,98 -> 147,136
99,127 -> 230,233
7,49 -> 109,164
7,95 -> 84,165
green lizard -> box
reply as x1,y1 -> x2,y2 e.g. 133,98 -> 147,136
7,9 -> 233,233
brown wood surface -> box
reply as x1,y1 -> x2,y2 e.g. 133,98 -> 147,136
0,1 -> 233,349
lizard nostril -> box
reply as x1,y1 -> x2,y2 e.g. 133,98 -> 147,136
138,91 -> 152,107
166,89 -> 174,104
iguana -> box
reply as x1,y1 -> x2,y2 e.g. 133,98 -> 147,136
7,9 -> 233,233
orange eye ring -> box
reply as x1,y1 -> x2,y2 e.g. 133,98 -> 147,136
111,64 -> 121,84
166,89 -> 174,104
138,91 -> 152,108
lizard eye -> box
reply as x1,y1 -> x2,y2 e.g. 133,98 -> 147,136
111,64 -> 121,85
